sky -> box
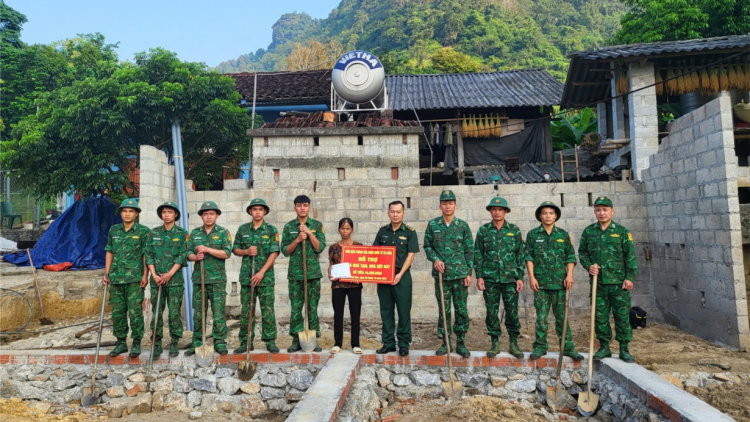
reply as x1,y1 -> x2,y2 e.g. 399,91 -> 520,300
7,0 -> 341,67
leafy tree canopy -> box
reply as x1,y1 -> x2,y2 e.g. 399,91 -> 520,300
1,48 -> 252,196
613,0 -> 750,44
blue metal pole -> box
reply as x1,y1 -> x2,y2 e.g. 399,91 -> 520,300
171,119 -> 194,331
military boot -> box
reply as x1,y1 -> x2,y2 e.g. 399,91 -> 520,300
234,343 -> 253,354
128,341 -> 141,358
435,337 -> 452,356
487,337 -> 501,358
593,342 -> 612,361
564,349 -> 584,361
184,348 -> 195,356
169,339 -> 179,357
214,342 -> 228,356
288,337 -> 301,353
455,334 -> 470,358
618,343 -> 635,363
266,341 -> 279,354
529,349 -> 546,360
109,341 -> 128,357
152,341 -> 163,357
508,338 -> 524,359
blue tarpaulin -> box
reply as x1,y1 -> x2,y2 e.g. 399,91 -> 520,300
3,196 -> 122,270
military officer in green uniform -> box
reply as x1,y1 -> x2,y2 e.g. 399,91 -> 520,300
423,190 -> 474,358
373,200 -> 420,356
281,195 -> 326,353
525,201 -> 583,361
474,197 -> 525,359
103,198 -> 151,358
578,196 -> 637,363
146,201 -> 189,357
186,201 -> 232,356
233,198 -> 280,354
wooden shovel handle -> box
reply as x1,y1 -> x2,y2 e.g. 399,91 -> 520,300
587,273 -> 598,394
246,256 -> 256,364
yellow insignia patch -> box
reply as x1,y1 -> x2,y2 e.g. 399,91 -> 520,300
611,234 -> 620,238
399,236 -> 407,240
228,234 -> 232,242
275,233 -> 279,242
186,235 -> 190,241
132,236 -> 139,239
262,235 -> 269,239
507,233 -> 514,236
321,226 -> 325,234
557,239 -> 565,242
213,236 -> 219,239
628,233 -> 633,241
172,238 -> 180,241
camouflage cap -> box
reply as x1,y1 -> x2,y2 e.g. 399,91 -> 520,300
535,201 -> 561,222
157,201 -> 181,221
117,198 -> 141,213
593,196 -> 613,208
486,196 -> 511,212
439,190 -> 456,202
198,201 -> 221,216
246,198 -> 270,215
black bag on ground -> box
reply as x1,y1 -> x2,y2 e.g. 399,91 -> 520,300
629,306 -> 647,329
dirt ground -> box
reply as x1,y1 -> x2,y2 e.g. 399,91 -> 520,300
390,396 -> 594,422
687,383 -> 750,422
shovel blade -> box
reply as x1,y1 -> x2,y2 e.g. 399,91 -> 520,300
299,330 -> 317,353
441,380 -> 462,398
195,345 -> 214,368
546,385 -> 567,412
81,387 -> 100,407
238,360 -> 257,381
577,391 -> 599,417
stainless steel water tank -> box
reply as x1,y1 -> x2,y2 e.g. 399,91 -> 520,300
332,50 -> 385,104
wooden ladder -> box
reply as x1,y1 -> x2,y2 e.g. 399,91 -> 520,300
559,147 -> 580,183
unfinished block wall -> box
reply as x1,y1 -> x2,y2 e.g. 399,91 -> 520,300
641,93 -> 749,349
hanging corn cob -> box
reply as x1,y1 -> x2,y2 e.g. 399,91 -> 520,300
617,70 -> 628,95
655,69 -> 664,96
689,61 -> 700,93
676,64 -> 687,95
666,67 -> 678,95
719,65 -> 729,91
728,64 -> 740,90
495,114 -> 503,138
709,67 -> 720,93
461,116 -> 468,135
699,67 -> 711,94
478,115 -> 486,138
744,63 -> 750,91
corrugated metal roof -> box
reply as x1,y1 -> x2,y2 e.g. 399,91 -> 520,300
568,35 -> 750,61
471,162 -> 595,184
386,68 -> 563,111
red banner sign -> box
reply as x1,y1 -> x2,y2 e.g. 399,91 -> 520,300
340,245 -> 397,284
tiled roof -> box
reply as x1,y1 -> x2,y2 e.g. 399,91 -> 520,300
386,68 -> 563,111
568,35 -> 750,61
471,162 -> 596,184
227,70 -> 331,105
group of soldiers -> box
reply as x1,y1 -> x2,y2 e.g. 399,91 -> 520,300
103,189 -> 637,363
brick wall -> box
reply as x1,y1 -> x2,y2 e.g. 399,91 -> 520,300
641,93 -> 749,349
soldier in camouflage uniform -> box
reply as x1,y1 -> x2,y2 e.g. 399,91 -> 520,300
474,197 -> 525,359
186,201 -> 233,356
281,195 -> 326,353
103,198 -> 151,358
578,196 -> 637,363
146,201 -> 188,357
233,198 -> 280,354
525,201 -> 583,361
424,190 -> 474,358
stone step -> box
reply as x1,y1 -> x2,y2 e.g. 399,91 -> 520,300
286,353 -> 361,422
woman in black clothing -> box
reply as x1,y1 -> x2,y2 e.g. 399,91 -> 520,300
328,218 -> 362,354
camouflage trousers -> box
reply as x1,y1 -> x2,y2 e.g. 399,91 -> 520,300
191,283 -> 227,346
595,284 -> 632,343
533,289 -> 575,353
238,284 -> 277,344
289,278 -> 321,338
109,283 -> 144,341
434,277 -> 469,336
149,284 -> 184,342
483,281 -> 520,340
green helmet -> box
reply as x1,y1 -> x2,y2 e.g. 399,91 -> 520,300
117,198 -> 141,213
593,196 -> 613,208
486,196 -> 510,212
246,198 -> 270,215
198,201 -> 221,216
439,190 -> 457,202
157,201 -> 181,221
535,201 -> 561,222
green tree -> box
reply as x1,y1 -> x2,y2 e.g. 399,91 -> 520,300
1,48 -> 252,196
551,107 -> 598,150
430,47 -> 488,73
0,0 -> 26,49
614,0 -> 750,44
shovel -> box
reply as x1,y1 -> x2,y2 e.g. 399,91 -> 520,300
547,288 -> 570,411
195,261 -> 214,367
238,257 -> 258,381
298,241 -> 317,352
438,272 -> 462,398
27,249 -> 54,325
578,273 -> 600,416
147,283 -> 162,378
81,283 -> 108,407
